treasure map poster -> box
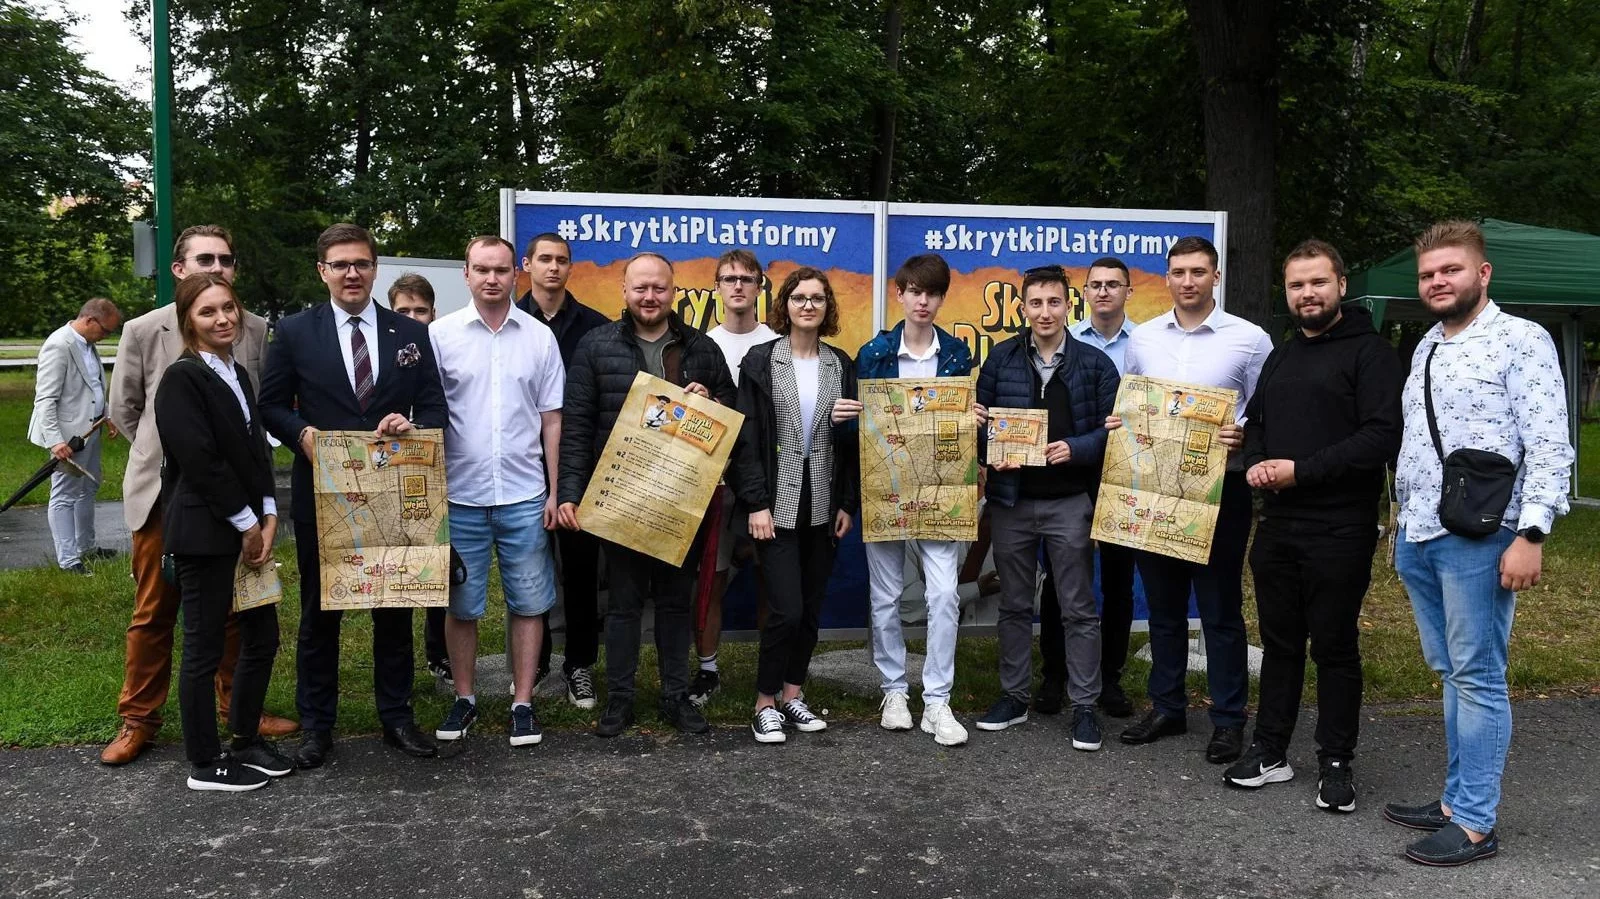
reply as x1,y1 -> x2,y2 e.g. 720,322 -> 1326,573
984,407 -> 1049,467
577,373 -> 746,566
858,377 -> 980,543
312,429 -> 451,610
1093,377 -> 1237,564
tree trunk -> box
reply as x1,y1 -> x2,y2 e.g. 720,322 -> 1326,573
869,0 -> 903,202
352,0 -> 375,178
1456,0 -> 1488,81
1184,0 -> 1277,329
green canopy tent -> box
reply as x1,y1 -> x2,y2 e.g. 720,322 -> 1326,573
1348,218 -> 1600,497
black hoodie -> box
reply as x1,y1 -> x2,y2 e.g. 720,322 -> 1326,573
1242,304 -> 1403,524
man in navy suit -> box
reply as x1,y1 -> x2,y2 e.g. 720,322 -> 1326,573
259,223 -> 449,768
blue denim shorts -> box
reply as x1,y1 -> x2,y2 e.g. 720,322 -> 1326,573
447,497 -> 557,620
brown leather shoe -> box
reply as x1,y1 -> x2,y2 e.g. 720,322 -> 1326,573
258,713 -> 300,737
99,723 -> 155,766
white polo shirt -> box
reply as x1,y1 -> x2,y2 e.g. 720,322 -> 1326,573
430,303 -> 565,507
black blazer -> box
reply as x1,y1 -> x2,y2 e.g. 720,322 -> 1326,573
155,354 -> 276,556
258,302 -> 448,523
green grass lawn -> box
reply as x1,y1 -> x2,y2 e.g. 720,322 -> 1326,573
2,510 -> 1597,748
0,370 -> 128,506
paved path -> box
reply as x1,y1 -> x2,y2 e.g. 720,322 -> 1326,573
3,700 -> 1596,898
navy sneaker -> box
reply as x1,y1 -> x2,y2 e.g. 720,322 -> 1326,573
974,695 -> 1029,732
509,703 -> 542,747
435,697 -> 478,741
1070,705 -> 1103,751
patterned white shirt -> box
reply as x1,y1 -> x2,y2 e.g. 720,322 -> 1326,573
1396,301 -> 1572,542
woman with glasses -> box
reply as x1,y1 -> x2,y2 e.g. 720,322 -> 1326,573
729,267 -> 861,744
156,273 -> 287,791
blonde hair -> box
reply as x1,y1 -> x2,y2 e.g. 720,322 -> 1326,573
1414,219 -> 1486,260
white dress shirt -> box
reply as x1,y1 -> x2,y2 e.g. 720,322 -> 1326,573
335,299 -> 381,393
430,303 -> 566,507
71,328 -> 105,418
1396,301 -> 1572,541
1123,303 -> 1273,423
199,351 -> 277,531
896,331 -> 940,380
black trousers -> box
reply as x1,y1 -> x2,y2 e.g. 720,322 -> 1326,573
1041,540 -> 1136,685
293,530 -> 416,731
755,520 -> 836,697
1249,517 -> 1377,762
604,523 -> 706,701
176,554 -> 278,765
538,526 -> 602,675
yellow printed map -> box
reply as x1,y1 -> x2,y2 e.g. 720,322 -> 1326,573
858,377 -> 979,542
1093,376 -> 1237,564
313,429 -> 451,610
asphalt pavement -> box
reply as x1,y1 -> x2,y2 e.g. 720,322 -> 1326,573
3,698 -> 1596,899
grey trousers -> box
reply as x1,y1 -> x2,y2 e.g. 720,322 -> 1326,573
48,434 -> 100,568
991,492 -> 1101,707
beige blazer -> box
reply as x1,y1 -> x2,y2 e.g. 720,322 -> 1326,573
109,304 -> 269,530
28,322 -> 103,451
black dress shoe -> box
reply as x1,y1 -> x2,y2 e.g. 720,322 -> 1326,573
1205,725 -> 1245,763
595,697 -> 635,738
382,722 -> 438,757
1120,709 -> 1187,744
295,730 -> 333,769
1405,823 -> 1498,866
1033,677 -> 1064,715
1384,800 -> 1452,831
659,695 -> 710,734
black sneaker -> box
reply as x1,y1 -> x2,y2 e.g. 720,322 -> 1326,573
187,758 -> 270,792
1223,743 -> 1295,788
751,706 -> 787,744
778,696 -> 826,733
427,657 -> 454,686
974,695 -> 1029,732
1033,677 -> 1064,715
1097,681 -> 1134,718
509,703 -> 542,747
688,669 -> 721,707
1206,725 -> 1246,763
434,697 -> 478,741
660,695 -> 710,734
565,666 -> 596,710
231,738 -> 294,777
595,696 -> 635,737
1071,705 -> 1103,752
1316,758 -> 1356,813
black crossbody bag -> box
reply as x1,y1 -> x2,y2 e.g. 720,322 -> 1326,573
1423,343 -> 1518,538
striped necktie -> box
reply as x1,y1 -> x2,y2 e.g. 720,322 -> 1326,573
349,316 -> 374,411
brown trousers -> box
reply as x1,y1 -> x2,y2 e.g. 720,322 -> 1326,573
116,502 -> 241,730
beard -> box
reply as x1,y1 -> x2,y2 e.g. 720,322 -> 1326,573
1427,281 -> 1483,325
1290,301 -> 1341,333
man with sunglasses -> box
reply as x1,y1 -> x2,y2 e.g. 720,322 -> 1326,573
260,223 -> 448,768
31,296 -> 122,577
516,232 -> 609,709
101,225 -> 294,766
693,248 -> 777,706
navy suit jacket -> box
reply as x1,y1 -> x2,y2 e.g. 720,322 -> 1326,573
259,301 -> 448,522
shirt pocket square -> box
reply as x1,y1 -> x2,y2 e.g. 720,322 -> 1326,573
396,343 -> 421,368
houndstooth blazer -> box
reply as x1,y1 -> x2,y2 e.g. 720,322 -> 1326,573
769,337 -> 843,528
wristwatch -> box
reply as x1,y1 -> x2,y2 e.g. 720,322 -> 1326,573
1516,526 -> 1546,544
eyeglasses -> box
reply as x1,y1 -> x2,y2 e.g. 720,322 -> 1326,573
1086,280 -> 1126,292
787,294 -> 827,308
90,316 -> 120,335
718,275 -> 759,286
185,253 -> 237,268
321,260 -> 376,274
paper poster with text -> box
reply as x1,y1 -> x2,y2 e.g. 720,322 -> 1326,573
884,203 -> 1227,367
505,191 -> 883,356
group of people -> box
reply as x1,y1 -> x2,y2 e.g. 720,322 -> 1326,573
49,217 -> 1567,868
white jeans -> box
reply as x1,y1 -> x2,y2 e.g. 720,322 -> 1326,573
865,539 -> 961,702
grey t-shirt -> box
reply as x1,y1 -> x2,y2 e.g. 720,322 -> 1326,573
634,331 -> 674,381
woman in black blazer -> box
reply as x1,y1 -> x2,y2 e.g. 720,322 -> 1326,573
156,273 -> 286,792
729,267 -> 860,745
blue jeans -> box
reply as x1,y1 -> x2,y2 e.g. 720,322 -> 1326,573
448,497 -> 557,620
1393,526 -> 1517,834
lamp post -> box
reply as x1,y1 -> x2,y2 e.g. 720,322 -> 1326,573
152,0 -> 174,306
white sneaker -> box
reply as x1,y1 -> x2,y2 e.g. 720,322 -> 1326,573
920,700 -> 969,746
879,692 -> 913,731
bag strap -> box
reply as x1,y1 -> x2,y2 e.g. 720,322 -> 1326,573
1422,342 -> 1446,463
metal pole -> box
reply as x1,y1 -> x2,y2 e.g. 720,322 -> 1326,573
152,0 -> 175,307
